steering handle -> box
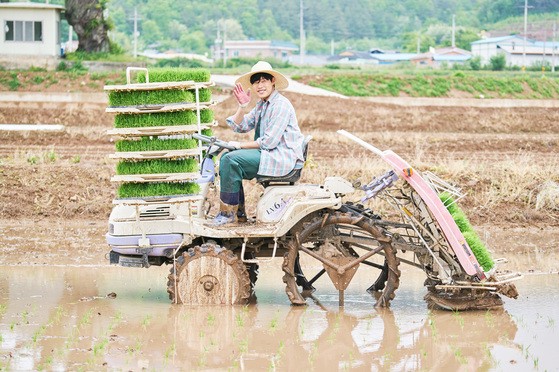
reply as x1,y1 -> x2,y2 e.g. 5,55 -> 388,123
192,133 -> 236,151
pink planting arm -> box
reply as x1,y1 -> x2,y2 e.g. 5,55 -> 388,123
338,130 -> 485,279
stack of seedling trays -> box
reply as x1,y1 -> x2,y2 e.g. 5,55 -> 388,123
104,67 -> 215,206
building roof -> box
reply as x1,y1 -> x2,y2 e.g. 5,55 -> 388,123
433,54 -> 471,61
0,2 -> 64,10
471,35 -> 528,45
372,53 -> 416,61
433,46 -> 472,56
534,41 -> 559,48
224,40 -> 298,51
411,47 -> 471,61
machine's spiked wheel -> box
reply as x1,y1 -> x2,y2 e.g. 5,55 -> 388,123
167,242 -> 251,305
283,211 -> 400,307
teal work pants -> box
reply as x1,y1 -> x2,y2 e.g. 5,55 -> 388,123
219,149 -> 261,205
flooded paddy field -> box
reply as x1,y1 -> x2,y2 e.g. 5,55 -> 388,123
1,84 -> 559,370
0,220 -> 558,371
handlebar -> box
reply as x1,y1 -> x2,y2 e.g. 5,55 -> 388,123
192,133 -> 236,151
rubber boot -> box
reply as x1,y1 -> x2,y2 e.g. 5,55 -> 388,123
237,203 -> 247,223
212,201 -> 238,226
237,186 -> 247,222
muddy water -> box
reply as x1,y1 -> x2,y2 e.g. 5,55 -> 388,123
0,257 -> 558,371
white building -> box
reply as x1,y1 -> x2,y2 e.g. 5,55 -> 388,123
470,35 -> 529,65
0,2 -> 64,68
498,44 -> 559,68
213,40 -> 298,63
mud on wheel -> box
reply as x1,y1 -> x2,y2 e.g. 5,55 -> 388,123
167,242 -> 251,305
282,210 -> 401,307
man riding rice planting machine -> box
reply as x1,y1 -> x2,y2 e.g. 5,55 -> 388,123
104,66 -> 521,310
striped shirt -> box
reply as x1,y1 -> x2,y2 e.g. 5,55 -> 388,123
226,90 -> 304,177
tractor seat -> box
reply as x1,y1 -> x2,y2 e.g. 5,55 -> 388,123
257,135 -> 312,188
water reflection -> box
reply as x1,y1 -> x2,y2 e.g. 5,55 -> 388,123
2,265 -> 556,370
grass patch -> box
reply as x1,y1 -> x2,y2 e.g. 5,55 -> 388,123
115,137 -> 198,152
108,88 -> 211,106
304,71 -> 559,99
114,110 -> 214,128
117,182 -> 200,198
116,158 -> 198,175
136,68 -> 211,83
439,192 -> 494,271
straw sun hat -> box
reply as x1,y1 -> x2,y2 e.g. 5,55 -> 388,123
235,61 -> 289,91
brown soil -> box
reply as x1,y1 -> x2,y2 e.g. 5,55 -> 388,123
1,72 -> 558,232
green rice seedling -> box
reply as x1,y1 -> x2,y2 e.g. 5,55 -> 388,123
269,317 -> 278,332
38,355 -> 54,371
21,310 -> 29,323
462,231 -> 494,272
78,308 -> 94,327
93,337 -> 109,356
71,155 -> 81,163
117,182 -> 200,198
239,338 -> 248,353
136,68 -> 211,83
452,310 -> 464,330
129,337 -> 143,356
109,89 -> 182,107
0,304 -> 6,316
427,311 -> 438,338
439,192 -> 494,271
235,312 -> 245,327
165,342 -> 177,364
141,314 -> 152,330
32,325 -> 47,344
44,148 -> 58,163
114,110 -> 214,128
116,158 -> 197,175
115,137 -> 198,152
485,310 -> 495,328
453,347 -> 467,364
206,313 -> 215,326
108,311 -> 123,332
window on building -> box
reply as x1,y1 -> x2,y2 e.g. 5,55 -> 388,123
5,21 -> 43,42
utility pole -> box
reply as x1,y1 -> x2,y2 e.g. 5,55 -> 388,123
452,14 -> 455,48
129,7 -> 141,59
553,22 -> 557,73
222,21 -> 227,68
522,0 -> 533,70
299,0 -> 305,65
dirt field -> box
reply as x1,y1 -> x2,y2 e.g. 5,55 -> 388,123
1,75 -> 558,262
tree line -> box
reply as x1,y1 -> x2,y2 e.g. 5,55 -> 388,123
23,0 -> 559,55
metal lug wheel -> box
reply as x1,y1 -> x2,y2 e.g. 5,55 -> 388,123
167,242 -> 251,305
283,211 -> 400,307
